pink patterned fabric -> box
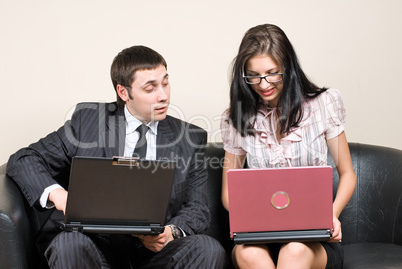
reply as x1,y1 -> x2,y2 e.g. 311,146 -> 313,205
221,89 -> 346,168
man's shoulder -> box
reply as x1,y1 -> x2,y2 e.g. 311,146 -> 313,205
72,102 -> 122,118
74,102 -> 119,112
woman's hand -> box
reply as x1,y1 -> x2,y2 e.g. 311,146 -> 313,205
330,216 -> 342,242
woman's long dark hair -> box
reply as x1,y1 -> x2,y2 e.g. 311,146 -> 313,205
229,24 -> 327,136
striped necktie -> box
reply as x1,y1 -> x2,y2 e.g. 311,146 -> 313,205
133,124 -> 149,159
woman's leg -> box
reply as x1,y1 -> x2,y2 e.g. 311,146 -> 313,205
277,242 -> 327,269
232,244 -> 276,269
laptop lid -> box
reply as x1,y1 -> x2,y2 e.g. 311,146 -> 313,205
62,156 -> 175,235
227,166 -> 333,244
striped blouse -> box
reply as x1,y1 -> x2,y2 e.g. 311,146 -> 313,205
220,88 -> 346,168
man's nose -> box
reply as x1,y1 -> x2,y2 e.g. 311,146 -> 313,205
157,87 -> 168,102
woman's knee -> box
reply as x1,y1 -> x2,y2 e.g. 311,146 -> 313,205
233,244 -> 274,268
278,242 -> 325,266
280,242 -> 310,259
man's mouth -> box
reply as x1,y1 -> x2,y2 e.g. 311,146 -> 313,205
155,105 -> 168,112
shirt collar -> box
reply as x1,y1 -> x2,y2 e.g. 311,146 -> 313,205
124,105 -> 158,135
254,103 -> 302,143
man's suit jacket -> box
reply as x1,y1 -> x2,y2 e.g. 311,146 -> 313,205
7,102 -> 210,236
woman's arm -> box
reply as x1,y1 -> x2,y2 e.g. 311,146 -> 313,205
221,151 -> 246,211
327,131 -> 357,240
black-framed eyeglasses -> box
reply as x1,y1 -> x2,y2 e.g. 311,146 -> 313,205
243,73 -> 283,84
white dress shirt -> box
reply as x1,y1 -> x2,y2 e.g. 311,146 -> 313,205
123,105 -> 158,159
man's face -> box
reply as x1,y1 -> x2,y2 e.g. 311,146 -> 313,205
123,65 -> 170,123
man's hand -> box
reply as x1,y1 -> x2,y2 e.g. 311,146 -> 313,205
49,188 -> 68,214
134,226 -> 174,253
330,216 -> 342,242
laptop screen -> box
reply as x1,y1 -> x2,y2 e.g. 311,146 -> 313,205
65,156 -> 176,227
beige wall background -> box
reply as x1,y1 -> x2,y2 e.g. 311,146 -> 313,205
1,0 -> 401,164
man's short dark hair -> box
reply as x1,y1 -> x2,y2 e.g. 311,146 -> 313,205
110,45 -> 167,107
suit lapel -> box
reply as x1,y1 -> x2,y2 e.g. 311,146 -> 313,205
156,117 -> 177,160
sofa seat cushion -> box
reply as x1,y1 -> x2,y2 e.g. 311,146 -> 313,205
343,243 -> 402,269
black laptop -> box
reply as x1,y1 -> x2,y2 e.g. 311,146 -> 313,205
56,156 -> 176,235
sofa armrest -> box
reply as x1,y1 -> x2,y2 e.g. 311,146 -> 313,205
0,163 -> 44,268
330,143 -> 402,245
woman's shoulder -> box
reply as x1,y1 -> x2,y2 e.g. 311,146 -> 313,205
221,108 -> 230,118
302,88 -> 345,122
307,88 -> 343,107
320,88 -> 342,100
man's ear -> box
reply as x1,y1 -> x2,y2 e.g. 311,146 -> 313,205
116,84 -> 130,102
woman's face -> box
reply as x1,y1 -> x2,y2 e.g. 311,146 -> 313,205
245,54 -> 283,107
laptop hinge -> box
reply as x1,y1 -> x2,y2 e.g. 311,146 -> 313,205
150,224 -> 161,228
70,222 -> 82,233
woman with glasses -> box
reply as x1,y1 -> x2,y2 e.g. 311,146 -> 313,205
220,24 -> 356,268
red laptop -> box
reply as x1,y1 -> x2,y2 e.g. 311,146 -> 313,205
227,166 -> 333,244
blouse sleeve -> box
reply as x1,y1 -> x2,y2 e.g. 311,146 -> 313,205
220,110 -> 247,155
324,89 -> 346,140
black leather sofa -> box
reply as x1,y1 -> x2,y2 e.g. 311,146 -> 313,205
1,142 -> 402,268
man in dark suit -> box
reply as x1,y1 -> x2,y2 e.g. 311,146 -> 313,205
6,45 -> 225,268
